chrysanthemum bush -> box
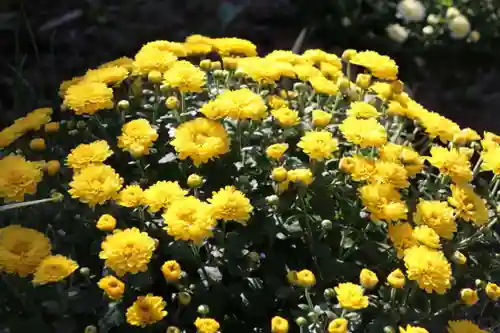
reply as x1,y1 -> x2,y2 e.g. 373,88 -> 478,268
1,35 -> 500,333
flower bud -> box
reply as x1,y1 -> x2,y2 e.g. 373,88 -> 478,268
338,78 -> 351,93
460,288 -> 479,305
187,174 -> 203,188
44,122 -> 60,133
295,317 -> 307,326
449,15 -> 471,39
386,24 -> 409,43
84,325 -> 97,333
213,69 -> 225,79
355,74 -> 372,89
222,57 -> 237,69
197,304 -> 210,315
423,25 -> 434,35
397,0 -> 426,23
446,7 -> 461,19
248,251 -> 260,262
427,14 -> 440,24
469,30 -> 480,43
117,100 -> 130,110
79,267 -> 90,276
29,138 -> 46,151
166,326 -> 181,333
451,251 -> 467,265
234,69 -> 247,79
293,82 -> 308,92
165,96 -> 179,109
148,70 -> 163,83
485,282 -> 500,301
324,288 -> 335,298
199,59 -> 211,70
178,292 -> 192,305
387,269 -> 405,289
321,219 -> 333,230
76,120 -> 86,129
383,326 -> 396,333
271,167 -> 288,182
307,311 -> 317,321
341,49 -> 357,62
46,160 -> 61,176
266,195 -> 279,205
359,268 -> 379,289
475,279 -> 484,288
160,83 -> 171,93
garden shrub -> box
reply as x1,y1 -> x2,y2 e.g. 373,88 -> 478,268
0,35 -> 499,333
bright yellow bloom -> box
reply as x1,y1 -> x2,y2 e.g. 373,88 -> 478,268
370,82 -> 393,101
187,174 -> 203,188
118,119 -> 159,157
211,37 -> 257,56
485,282 -> 500,301
66,140 -> 113,170
133,46 -> 177,75
59,76 -> 84,98
339,155 -> 375,182
161,260 -> 182,281
359,269 -> 378,289
83,66 -> 128,85
209,186 -> 253,225
302,49 -> 341,68
271,107 -> 300,127
427,146 -> 472,183
142,40 -> 188,57
201,88 -> 267,120
268,95 -> 289,110
328,318 -> 348,333
0,155 -> 43,202
170,118 -> 230,167
447,320 -> 487,333
96,214 -> 117,231
99,228 -> 156,277
320,61 -> 343,80
309,75 -> 338,95
419,112 -> 461,144
295,269 -> 316,287
117,185 -> 144,208
482,131 -> 500,151
32,255 -> 78,285
453,128 -> 480,145
266,143 -> 289,160
347,102 -> 380,118
448,183 -> 488,226
99,56 -> 134,71
126,294 -> 167,327
271,316 -> 289,333
399,325 -> 429,333
356,73 -> 372,89
293,64 -> 322,81
236,57 -> 290,84
194,317 -> 220,333
63,82 -> 114,115
98,275 -> 125,300
163,60 -> 206,93
334,282 -> 369,310
370,161 -> 409,189
0,225 -> 51,277
45,160 -> 61,176
413,200 -> 457,240
388,223 -> 417,258
266,50 -> 305,64
350,50 -> 398,80
413,225 -> 441,249
297,131 -> 338,161
271,167 -> 288,182
163,196 -> 216,244
311,109 -> 332,127
481,145 -> 500,175
339,116 -> 387,148
404,245 -> 452,294
460,288 -> 479,305
387,100 -> 407,116
69,164 -> 123,207
387,268 -> 406,288
143,180 -> 187,213
287,168 -> 314,186
359,184 -> 407,222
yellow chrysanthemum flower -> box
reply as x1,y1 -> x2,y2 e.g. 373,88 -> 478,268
293,64 -> 322,81
388,223 -> 417,258
370,161 -> 409,189
266,143 -> 289,160
302,49 -> 342,68
419,112 -> 461,144
481,145 -> 500,175
268,95 -> 289,110
99,228 -> 156,277
347,102 -> 381,118
271,107 -> 300,127
297,131 -> 339,161
59,76 -> 84,98
334,282 -> 369,310
350,50 -> 398,80
413,200 -> 457,240
126,294 -> 167,327
99,56 -> 134,71
309,75 -> 339,95
133,46 -> 177,75
68,164 -> 123,207
32,255 -> 78,285
287,168 -> 314,186
195,317 -> 221,333
236,57 -> 290,84
387,268 -> 406,288
63,82 -> 114,115
453,128 -> 481,145
266,50 -> 306,64
0,155 -> 43,202
370,82 -> 393,101
170,118 -> 230,167
161,260 -> 182,281
209,186 -> 253,225
117,185 -> 144,208
295,269 -> 316,287
359,268 -> 378,289
142,40 -> 188,57
143,180 -> 187,213
83,66 -> 128,85
427,146 -> 472,183
200,88 -> 268,121
448,183 -> 489,226
98,275 -> 125,300
328,318 -> 348,333
163,60 -> 206,93
447,320 -> 487,333
359,184 -> 408,222
311,109 -> 332,127
163,196 -> 216,244
485,282 -> 500,301
96,214 -> 117,231
117,119 -> 159,157
460,288 -> 479,305
211,37 -> 257,56
66,140 -> 113,170
399,325 -> 429,333
320,62 -> 343,80
0,225 -> 51,277
403,245 -> 452,294
413,225 -> 441,249
271,316 -> 289,333
339,116 -> 387,148
339,155 -> 375,182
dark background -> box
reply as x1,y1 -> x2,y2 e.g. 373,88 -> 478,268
1,0 -> 499,132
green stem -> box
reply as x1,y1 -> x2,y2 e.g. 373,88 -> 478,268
190,244 -> 213,289
304,288 -> 314,310
298,192 -> 322,280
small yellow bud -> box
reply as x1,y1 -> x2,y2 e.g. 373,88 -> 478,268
166,96 -> 179,109
197,304 -> 210,315
355,74 -> 372,90
341,49 -> 357,62
451,251 -> 467,265
222,57 -> 237,69
295,269 -> 316,288
199,59 -> 211,70
79,267 -> 90,276
311,109 -> 332,127
187,174 -> 203,188
29,138 -> 46,151
359,268 -> 379,289
460,288 -> 479,305
44,122 -> 60,133
210,61 -> 222,70
271,167 -> 288,182
387,269 -> 405,289
324,288 -> 335,298
166,326 -> 181,333
148,70 -> 163,83
391,80 -> 404,94
271,316 -> 289,333
96,214 -> 116,232
45,160 -> 61,176
234,68 -> 247,79
485,282 -> 500,301
338,78 -> 351,93
117,100 -> 130,110
178,292 -> 192,305
328,318 -> 348,333
295,317 -> 307,326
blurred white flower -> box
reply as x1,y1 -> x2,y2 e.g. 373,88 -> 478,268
397,0 -> 426,22
468,30 -> 481,42
386,24 -> 410,43
427,14 -> 440,25
422,25 -> 434,35
446,7 -> 461,20
449,15 -> 471,39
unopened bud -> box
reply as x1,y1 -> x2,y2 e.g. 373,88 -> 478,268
148,70 -> 163,84
234,69 -> 246,79
266,195 -> 279,205
160,84 -> 170,93
321,219 -> 333,230
295,317 -> 307,326
76,120 -> 86,129
324,288 -> 334,298
210,61 -> 222,70
84,325 -> 97,333
79,267 -> 90,276
199,59 -> 211,70
341,49 -> 357,62
117,100 -> 130,110
383,326 -> 395,333
166,327 -> 181,333
338,78 -> 351,93
187,174 -> 203,188
355,74 -> 371,89
293,82 -> 308,92
178,292 -> 192,305
197,304 -> 210,315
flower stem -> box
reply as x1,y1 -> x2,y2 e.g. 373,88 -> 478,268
298,192 -> 323,280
